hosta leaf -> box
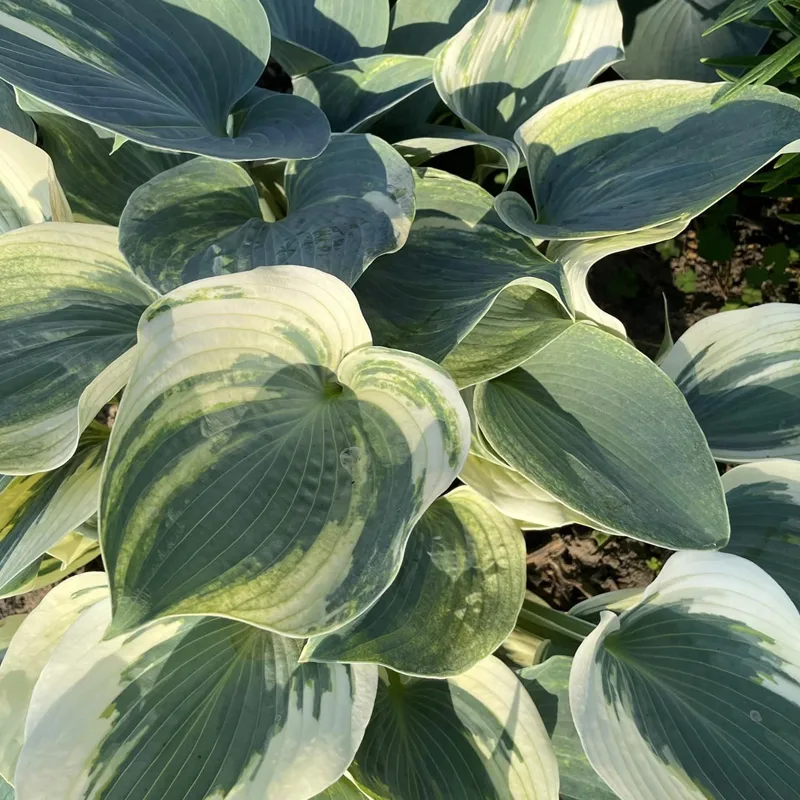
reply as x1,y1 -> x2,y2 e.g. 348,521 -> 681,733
0,778 -> 9,800
475,322 -> 729,549
501,81 -> 800,240
434,0 -> 623,140
0,129 -> 70,234
0,432 -> 105,593
394,125 -> 521,186
303,486 -> 526,676
660,303 -> 800,461
351,658 -> 559,800
18,92 -> 189,226
120,134 -> 415,292
294,54 -> 434,132
615,0 -> 770,81
16,598 -> 377,800
0,223 -> 157,475
262,0 -> 390,76
387,0 -> 486,57
460,452 -> 590,530
547,220 -> 690,339
0,572 -> 108,783
101,266 -> 469,638
0,0 -> 330,160
0,80 -> 33,141
519,656 -> 618,800
722,460 -> 800,606
571,551 -> 800,800
355,168 -> 571,386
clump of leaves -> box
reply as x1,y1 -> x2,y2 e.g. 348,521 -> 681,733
0,2 -> 798,800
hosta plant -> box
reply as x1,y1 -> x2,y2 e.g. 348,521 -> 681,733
0,1 -> 798,799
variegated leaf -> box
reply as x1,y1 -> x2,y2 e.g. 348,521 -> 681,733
263,0 -> 390,76
460,452 -> 590,530
355,168 -> 571,388
386,0 -> 486,57
394,125 -> 521,186
0,0 -> 330,160
722,459 -> 800,606
501,81 -> 800,240
294,55 -> 434,132
434,0 -> 623,140
0,223 -> 157,475
547,221 -> 690,339
16,598 -> 377,800
0,80 -> 32,142
519,656 -> 618,800
571,551 -> 800,800
616,0 -> 770,82
0,572 -> 108,783
303,486 -> 526,677
475,322 -> 729,548
120,134 -> 415,292
660,303 -> 800,461
0,129 -> 70,234
101,266 -> 469,638
0,429 -> 105,593
351,658 -> 559,799
18,91 -> 189,226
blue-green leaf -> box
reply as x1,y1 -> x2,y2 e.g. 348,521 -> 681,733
120,134 -> 415,291
0,0 -> 330,160
502,81 -> 800,240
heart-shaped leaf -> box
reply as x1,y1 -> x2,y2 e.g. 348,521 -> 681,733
303,486 -> 526,676
571,551 -> 800,800
0,223 -> 157,475
0,0 -> 330,160
263,0 -> 390,75
101,266 -> 469,638
120,134 -> 415,292
16,595 -> 377,800
476,322 -> 729,549
660,303 -> 800,461
501,81 -> 800,240
434,0 -> 624,140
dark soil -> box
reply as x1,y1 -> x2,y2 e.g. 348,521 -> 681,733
526,527 -> 670,610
